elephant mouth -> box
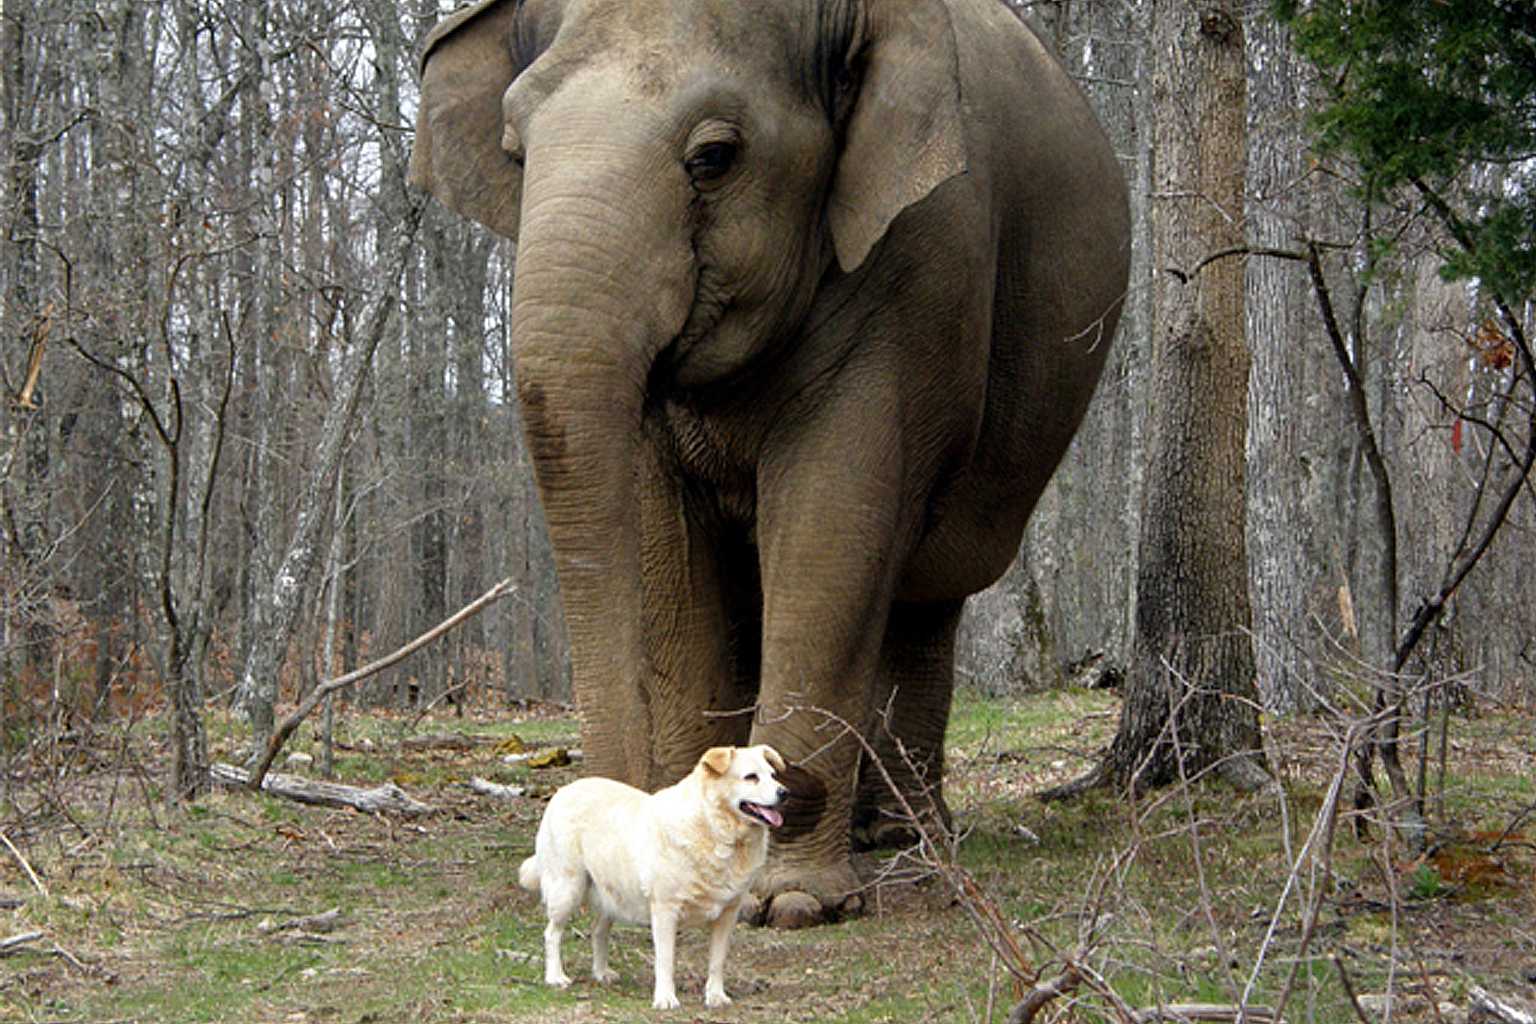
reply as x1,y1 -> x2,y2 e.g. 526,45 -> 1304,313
738,801 -> 784,829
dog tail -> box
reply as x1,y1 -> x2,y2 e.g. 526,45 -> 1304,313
518,854 -> 540,893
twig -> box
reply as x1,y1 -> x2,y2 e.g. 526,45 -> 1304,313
1165,243 -> 1311,283
0,830 -> 48,899
0,930 -> 43,954
1258,724 -> 1356,1024
246,577 -> 515,788
1334,954 -> 1374,1024
405,681 -> 469,733
49,939 -> 87,972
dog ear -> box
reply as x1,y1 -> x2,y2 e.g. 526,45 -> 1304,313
760,745 -> 786,773
700,747 -> 733,777
773,761 -> 828,841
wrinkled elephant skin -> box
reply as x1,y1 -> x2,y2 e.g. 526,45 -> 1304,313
409,0 -> 1130,926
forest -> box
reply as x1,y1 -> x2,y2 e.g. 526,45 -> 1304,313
1,0 -> 1534,1021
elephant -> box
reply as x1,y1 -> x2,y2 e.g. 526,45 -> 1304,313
409,0 -> 1130,927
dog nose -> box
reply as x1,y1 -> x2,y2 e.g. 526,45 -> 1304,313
776,786 -> 788,801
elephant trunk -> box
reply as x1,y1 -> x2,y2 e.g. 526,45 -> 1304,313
510,130 -> 695,785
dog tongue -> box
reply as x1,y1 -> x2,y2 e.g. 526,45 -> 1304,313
747,803 -> 783,828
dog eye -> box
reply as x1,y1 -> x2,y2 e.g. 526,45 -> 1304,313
743,773 -> 758,782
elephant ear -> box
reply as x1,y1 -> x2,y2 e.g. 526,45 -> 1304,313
408,0 -> 525,241
827,0 -> 968,273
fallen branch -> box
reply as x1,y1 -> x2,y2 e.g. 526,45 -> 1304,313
502,747 -> 581,768
1134,1005 -> 1280,1024
1469,984 -> 1536,1024
400,732 -> 498,752
211,763 -> 433,816
468,777 -> 526,801
0,931 -> 43,955
246,577 -> 515,789
258,907 -> 345,935
0,830 -> 49,899
1007,965 -> 1080,1024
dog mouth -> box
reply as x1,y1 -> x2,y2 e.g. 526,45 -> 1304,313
738,801 -> 783,829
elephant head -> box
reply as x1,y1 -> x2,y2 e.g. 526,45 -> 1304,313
409,0 -> 970,782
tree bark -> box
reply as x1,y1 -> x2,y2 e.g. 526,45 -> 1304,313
1243,17 -> 1343,713
1058,0 -> 1270,797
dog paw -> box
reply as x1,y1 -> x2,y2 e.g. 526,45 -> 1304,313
546,970 -> 572,989
704,987 -> 732,1008
652,990 -> 682,1010
593,967 -> 619,984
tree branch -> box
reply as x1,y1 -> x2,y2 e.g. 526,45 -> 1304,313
244,577 -> 516,789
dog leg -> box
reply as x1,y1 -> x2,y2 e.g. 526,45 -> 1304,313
543,916 -> 572,988
590,912 -> 618,984
540,871 -> 583,989
649,905 -> 681,1010
703,900 -> 740,1008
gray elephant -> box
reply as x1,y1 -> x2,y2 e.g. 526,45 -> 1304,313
410,0 -> 1129,926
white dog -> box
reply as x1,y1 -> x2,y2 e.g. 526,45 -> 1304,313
518,744 -> 788,1009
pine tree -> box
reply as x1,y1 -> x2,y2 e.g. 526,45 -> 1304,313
1276,0 -> 1536,301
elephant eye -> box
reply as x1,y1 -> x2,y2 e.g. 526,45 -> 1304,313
685,141 -> 738,185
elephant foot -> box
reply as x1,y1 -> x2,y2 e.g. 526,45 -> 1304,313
851,785 -> 953,852
745,859 -> 864,929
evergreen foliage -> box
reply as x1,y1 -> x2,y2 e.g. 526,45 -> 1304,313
1276,0 -> 1536,300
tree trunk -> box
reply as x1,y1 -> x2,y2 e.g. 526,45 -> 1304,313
1243,17 -> 1342,713
1086,0 -> 1270,796
235,191 -> 425,751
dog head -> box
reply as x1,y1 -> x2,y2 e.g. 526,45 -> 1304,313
700,745 -> 788,830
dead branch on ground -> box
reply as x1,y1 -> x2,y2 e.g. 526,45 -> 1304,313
467,777 -> 526,801
211,762 -> 432,815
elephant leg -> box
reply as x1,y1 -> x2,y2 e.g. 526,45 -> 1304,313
633,437 -> 753,788
747,380 -> 907,928
854,599 -> 963,850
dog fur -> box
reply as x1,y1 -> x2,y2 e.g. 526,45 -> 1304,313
518,744 -> 788,1009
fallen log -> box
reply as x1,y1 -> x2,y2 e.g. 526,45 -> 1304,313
211,763 -> 433,816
